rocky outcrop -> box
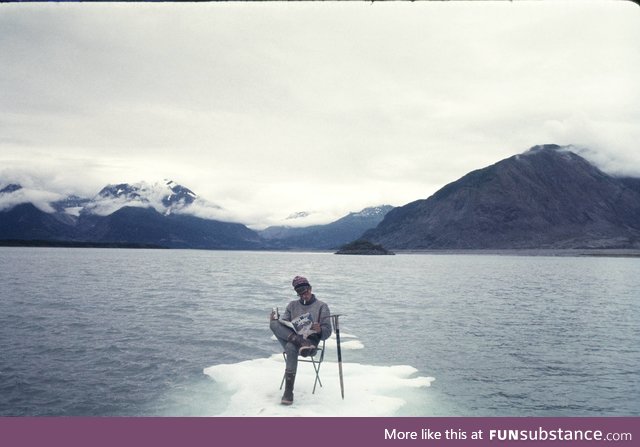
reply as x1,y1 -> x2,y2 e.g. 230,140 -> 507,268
335,239 -> 394,255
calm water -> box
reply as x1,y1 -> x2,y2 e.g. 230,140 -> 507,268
0,247 -> 638,416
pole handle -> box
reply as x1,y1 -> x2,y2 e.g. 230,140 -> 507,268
330,314 -> 344,330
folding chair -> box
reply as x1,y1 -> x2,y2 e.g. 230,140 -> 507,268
280,339 -> 326,394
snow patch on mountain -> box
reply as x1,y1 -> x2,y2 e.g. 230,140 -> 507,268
259,205 -> 394,232
163,179 -> 197,208
268,210 -> 345,228
83,181 -> 161,216
349,205 -> 393,218
51,195 -> 91,217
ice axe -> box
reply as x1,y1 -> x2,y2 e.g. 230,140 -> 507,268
330,314 -> 345,399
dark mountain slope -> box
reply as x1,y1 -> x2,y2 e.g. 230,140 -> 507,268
76,207 -> 263,249
0,203 -> 77,241
364,145 -> 640,249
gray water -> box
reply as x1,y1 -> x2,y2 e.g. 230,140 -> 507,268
0,247 -> 638,416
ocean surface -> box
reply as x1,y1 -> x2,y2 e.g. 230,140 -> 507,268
0,247 -> 638,416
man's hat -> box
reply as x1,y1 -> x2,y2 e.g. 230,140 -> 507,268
292,275 -> 311,290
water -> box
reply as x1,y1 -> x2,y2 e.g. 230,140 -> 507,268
0,247 -> 638,416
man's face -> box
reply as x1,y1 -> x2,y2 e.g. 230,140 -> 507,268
296,286 -> 312,302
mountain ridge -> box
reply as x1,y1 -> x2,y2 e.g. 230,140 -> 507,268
3,145 -> 640,250
0,180 -> 260,249
259,205 -> 393,250
364,145 -> 640,249
0,180 -> 391,250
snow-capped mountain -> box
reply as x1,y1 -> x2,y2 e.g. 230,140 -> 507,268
84,179 -> 208,216
349,206 -> 392,218
0,179 -> 207,217
0,179 -> 260,249
163,180 -> 197,208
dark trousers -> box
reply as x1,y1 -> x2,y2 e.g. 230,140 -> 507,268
270,319 -> 319,374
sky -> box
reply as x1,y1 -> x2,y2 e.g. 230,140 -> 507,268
1,1 -> 639,229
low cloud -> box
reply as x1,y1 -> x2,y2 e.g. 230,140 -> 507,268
543,114 -> 640,177
0,187 -> 62,213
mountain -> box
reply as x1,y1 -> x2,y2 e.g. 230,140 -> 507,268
0,180 -> 261,249
364,145 -> 640,249
260,205 -> 394,250
51,195 -> 91,216
0,184 -> 22,194
3,181 -> 392,251
75,206 -> 262,249
162,180 -> 198,208
83,180 -> 216,216
0,203 -> 77,241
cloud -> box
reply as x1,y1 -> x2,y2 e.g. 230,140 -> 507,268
0,187 -> 62,213
543,113 -> 640,177
1,2 -> 639,226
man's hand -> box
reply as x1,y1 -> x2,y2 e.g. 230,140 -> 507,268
311,322 -> 321,333
270,310 -> 278,321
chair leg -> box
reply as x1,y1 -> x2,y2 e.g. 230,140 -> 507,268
278,341 -> 325,395
280,352 -> 287,390
311,357 -> 323,394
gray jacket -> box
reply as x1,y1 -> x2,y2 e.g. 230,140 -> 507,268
282,295 -> 332,341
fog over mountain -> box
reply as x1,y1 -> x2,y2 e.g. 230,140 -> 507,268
0,179 -> 392,250
0,180 -> 258,249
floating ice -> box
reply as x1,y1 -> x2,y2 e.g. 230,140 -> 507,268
204,334 -> 434,416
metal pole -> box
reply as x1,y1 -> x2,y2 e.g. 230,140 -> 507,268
331,314 -> 345,399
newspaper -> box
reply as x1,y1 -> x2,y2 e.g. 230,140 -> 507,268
279,312 -> 315,339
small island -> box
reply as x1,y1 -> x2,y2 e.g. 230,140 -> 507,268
334,239 -> 395,255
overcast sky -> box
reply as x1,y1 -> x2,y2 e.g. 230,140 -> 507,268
1,1 -> 639,228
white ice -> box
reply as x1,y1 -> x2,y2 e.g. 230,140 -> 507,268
204,333 -> 434,416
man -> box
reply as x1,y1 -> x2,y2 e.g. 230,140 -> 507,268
270,275 -> 332,405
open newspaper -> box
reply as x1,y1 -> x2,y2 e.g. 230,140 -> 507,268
279,312 -> 315,339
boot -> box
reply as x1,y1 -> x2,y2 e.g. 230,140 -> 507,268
281,371 -> 295,405
299,343 -> 317,358
287,334 -> 317,357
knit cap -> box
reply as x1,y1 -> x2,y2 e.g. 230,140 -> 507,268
292,276 -> 311,290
